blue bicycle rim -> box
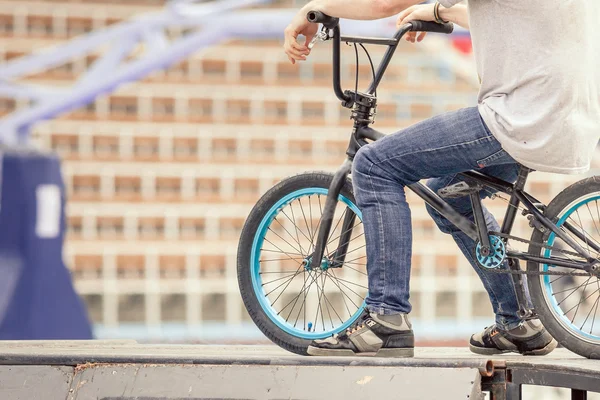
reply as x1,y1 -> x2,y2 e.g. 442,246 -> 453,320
251,187 -> 365,339
543,194 -> 600,342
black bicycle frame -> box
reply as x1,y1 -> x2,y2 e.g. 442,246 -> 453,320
308,17 -> 596,284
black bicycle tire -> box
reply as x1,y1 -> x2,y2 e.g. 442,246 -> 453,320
527,176 -> 600,359
237,171 -> 358,355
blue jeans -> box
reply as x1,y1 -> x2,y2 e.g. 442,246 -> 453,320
352,107 -> 527,330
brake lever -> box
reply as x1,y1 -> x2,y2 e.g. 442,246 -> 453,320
308,27 -> 331,49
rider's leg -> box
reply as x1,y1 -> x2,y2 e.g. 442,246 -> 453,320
350,107 -> 519,319
308,106 -> 551,356
426,167 -> 528,331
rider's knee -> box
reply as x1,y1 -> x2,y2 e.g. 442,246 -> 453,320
352,145 -> 374,176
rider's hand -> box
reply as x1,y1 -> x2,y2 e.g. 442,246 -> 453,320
284,14 -> 319,64
396,3 -> 436,43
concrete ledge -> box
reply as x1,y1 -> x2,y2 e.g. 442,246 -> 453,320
0,342 -> 597,400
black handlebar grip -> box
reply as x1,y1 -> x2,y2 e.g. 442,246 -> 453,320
306,11 -> 339,29
409,20 -> 454,34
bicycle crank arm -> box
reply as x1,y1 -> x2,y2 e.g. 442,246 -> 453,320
309,159 -> 353,269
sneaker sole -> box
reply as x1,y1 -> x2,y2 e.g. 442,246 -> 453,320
307,346 -> 414,358
469,338 -> 558,356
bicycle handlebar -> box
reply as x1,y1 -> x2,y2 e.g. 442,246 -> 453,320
306,10 -> 339,29
305,11 -> 454,102
408,20 -> 454,34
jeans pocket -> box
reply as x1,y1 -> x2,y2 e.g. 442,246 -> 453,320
476,148 -> 513,168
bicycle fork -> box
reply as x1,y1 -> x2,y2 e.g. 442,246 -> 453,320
309,159 -> 354,270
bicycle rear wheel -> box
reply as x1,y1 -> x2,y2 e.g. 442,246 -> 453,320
528,177 -> 600,358
237,172 -> 367,355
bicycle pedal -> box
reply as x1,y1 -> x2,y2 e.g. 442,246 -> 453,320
438,181 -> 481,198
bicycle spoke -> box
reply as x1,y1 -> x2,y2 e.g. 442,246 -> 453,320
590,280 -> 600,334
326,221 -> 363,248
262,272 -> 303,286
342,261 -> 367,267
565,214 -> 600,256
267,227 -> 304,256
342,244 -> 367,256
562,286 -> 599,317
327,232 -> 366,258
298,198 -> 313,251
321,278 -> 345,325
260,257 -> 305,263
344,254 -> 367,264
313,270 -> 325,331
552,279 -> 594,296
285,269 -> 320,324
260,248 -> 305,257
329,275 -> 368,290
580,288 -> 600,331
340,264 -> 368,276
575,210 -> 591,254
280,209 -> 313,246
308,195 -> 325,254
329,269 -> 367,298
265,267 -> 302,298
292,270 -> 310,328
585,203 -> 600,239
557,277 -> 591,306
262,237 -> 305,262
326,270 -> 361,311
278,269 -> 318,317
272,217 -> 306,254
268,268 -> 303,306
550,274 -> 570,285
326,207 -> 348,246
290,201 -> 306,255
319,271 -> 333,330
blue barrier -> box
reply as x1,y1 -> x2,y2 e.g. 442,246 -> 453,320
0,149 -> 92,339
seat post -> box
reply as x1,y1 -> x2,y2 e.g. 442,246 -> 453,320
500,165 -> 530,234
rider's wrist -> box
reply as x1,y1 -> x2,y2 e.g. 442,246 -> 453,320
434,2 -> 450,24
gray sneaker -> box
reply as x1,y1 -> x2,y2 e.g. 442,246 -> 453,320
307,311 -> 414,357
470,318 -> 557,355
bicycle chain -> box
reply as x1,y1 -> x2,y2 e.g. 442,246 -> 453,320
481,231 -> 592,277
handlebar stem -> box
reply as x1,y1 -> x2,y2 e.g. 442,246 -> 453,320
331,25 -> 352,104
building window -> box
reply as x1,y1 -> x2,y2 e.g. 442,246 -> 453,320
179,218 -> 205,239
173,137 -> 198,159
264,100 -> 287,122
118,294 -> 145,322
51,134 -> 78,155
97,216 -> 124,239
226,99 -> 251,123
240,61 -> 263,80
138,217 -> 165,239
67,17 -> 93,37
152,97 -> 175,120
189,98 -> 212,121
133,137 -> 159,158
196,178 -> 220,197
110,97 -> 138,117
72,175 -> 100,198
28,16 -> 53,37
301,101 -> 325,120
93,135 -> 119,157
0,15 -> 13,35
202,59 -> 226,77
212,138 -> 236,158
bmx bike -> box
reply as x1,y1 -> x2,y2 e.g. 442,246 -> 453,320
237,12 -> 600,359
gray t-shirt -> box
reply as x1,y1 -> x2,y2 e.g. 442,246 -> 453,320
439,0 -> 600,174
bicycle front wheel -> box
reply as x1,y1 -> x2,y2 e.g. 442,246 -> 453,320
237,172 -> 368,355
528,177 -> 600,358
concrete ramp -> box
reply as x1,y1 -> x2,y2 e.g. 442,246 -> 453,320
0,341 -> 598,399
